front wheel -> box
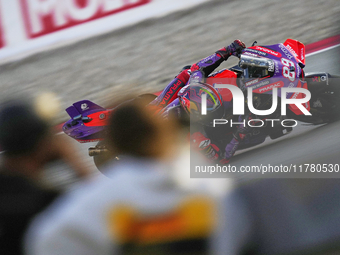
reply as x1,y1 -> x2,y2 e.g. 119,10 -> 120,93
292,73 -> 340,124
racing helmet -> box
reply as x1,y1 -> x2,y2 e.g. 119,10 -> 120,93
239,55 -> 275,80
177,82 -> 224,126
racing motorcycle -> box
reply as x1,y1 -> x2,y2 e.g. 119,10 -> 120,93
62,39 -> 340,169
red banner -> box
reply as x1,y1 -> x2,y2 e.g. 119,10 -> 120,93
20,0 -> 151,38
0,8 -> 4,48
0,31 -> 3,49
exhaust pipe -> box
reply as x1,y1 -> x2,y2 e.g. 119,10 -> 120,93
88,147 -> 109,157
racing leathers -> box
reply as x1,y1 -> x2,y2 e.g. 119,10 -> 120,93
149,40 -> 247,164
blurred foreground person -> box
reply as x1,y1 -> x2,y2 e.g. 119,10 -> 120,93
0,101 -> 89,255
214,179 -> 340,255
26,99 -> 217,255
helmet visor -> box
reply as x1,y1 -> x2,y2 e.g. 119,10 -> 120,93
179,83 -> 224,126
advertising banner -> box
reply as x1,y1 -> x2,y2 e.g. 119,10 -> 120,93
19,0 -> 150,38
0,0 -> 210,63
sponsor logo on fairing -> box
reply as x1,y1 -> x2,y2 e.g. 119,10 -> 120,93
258,81 -> 283,93
301,48 -> 304,60
285,44 -> 298,58
245,48 -> 267,56
253,46 -> 282,57
268,60 -> 274,72
243,52 -> 261,58
275,61 -> 280,74
278,44 -> 294,59
295,65 -> 301,78
247,80 -> 270,89
245,78 -> 271,89
81,103 -> 89,111
245,78 -> 259,87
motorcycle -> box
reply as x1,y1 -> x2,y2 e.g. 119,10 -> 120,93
62,39 -> 340,169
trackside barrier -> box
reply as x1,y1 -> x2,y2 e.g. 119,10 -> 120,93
0,0 -> 210,63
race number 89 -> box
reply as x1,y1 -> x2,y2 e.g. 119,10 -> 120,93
281,58 -> 295,82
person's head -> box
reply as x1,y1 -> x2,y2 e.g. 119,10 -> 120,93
107,99 -> 178,160
178,83 -> 225,127
0,101 -> 51,159
0,100 -> 66,179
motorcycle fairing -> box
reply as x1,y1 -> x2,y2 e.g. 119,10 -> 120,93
66,105 -> 80,119
84,110 -> 112,127
242,40 -> 309,115
72,100 -> 105,114
283,39 -> 306,66
63,100 -> 109,142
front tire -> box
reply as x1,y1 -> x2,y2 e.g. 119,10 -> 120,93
292,73 -> 340,124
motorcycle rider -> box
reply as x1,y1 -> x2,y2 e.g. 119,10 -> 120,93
149,40 -> 250,164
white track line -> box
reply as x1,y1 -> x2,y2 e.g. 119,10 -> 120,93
306,44 -> 340,57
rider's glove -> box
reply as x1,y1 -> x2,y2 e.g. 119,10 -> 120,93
191,132 -> 220,162
216,39 -> 246,60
